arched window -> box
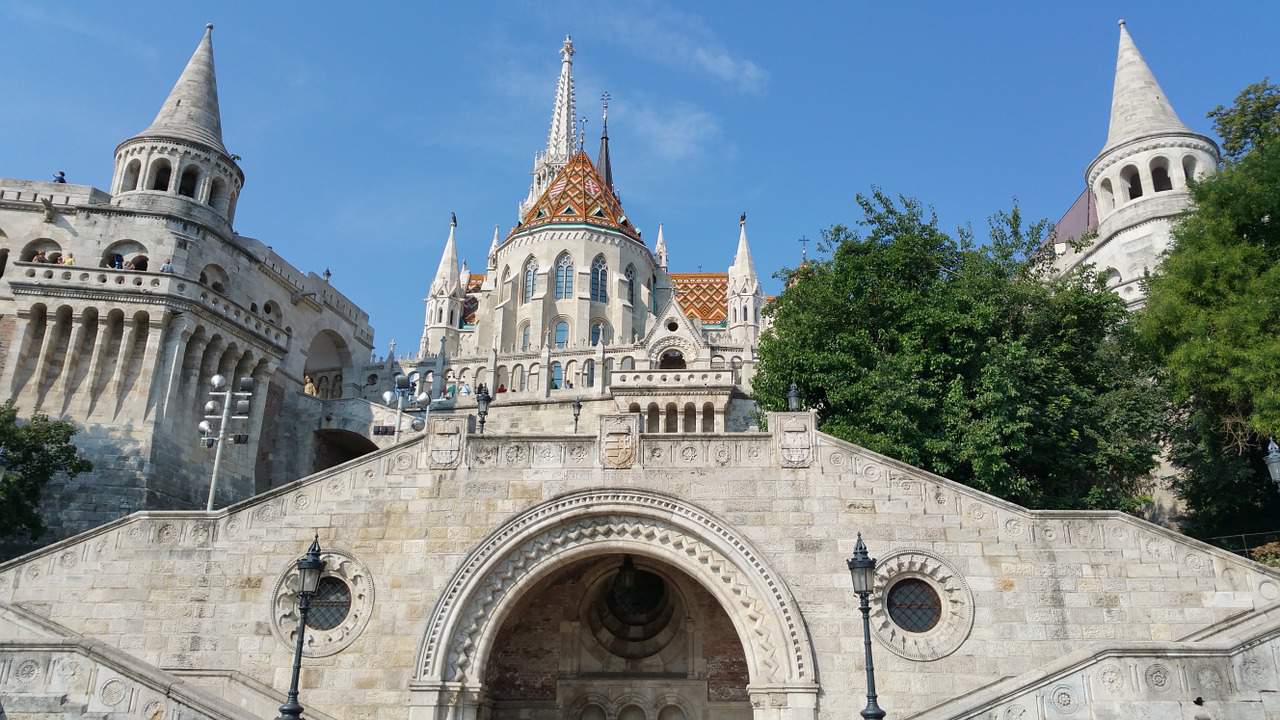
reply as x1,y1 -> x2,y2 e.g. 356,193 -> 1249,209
122,159 -> 141,192
209,177 -> 228,211
732,305 -> 737,323
1120,165 -> 1143,201
550,361 -> 563,390
625,264 -> 636,305
621,357 -> 634,370
147,158 -> 172,191
178,166 -> 200,198
554,253 -> 574,299
590,320 -> 608,346
1182,155 -> 1198,185
701,402 -> 714,432
512,364 -> 524,392
554,320 -> 569,349
650,275 -> 658,313
519,323 -> 531,351
522,258 -> 537,303
1098,178 -> 1115,213
500,266 -> 511,302
590,255 -> 608,302
1150,157 -> 1173,192
584,359 -> 595,387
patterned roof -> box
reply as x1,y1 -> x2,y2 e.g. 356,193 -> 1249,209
514,151 -> 640,241
670,273 -> 728,324
462,273 -> 485,325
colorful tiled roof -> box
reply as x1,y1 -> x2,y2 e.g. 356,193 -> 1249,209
462,273 -> 485,325
670,273 -> 727,324
514,151 -> 640,241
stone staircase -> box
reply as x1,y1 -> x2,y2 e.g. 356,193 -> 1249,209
908,600 -> 1280,719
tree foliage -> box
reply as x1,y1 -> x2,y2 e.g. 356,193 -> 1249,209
756,191 -> 1162,511
1136,79 -> 1280,536
0,401 -> 93,542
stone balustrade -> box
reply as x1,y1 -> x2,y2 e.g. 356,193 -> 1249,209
610,369 -> 734,388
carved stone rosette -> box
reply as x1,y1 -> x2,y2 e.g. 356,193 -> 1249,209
869,549 -> 975,661
271,548 -> 375,657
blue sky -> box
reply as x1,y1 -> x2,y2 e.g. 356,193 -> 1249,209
2,1 -> 1276,351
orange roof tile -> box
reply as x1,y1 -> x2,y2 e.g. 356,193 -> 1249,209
513,151 -> 640,241
670,272 -> 728,324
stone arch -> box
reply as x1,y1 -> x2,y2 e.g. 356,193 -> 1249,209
412,489 -> 817,716
121,158 -> 142,192
19,238 -> 61,262
146,157 -> 172,191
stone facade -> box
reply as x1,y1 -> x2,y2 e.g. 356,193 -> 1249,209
1,415 -> 1278,720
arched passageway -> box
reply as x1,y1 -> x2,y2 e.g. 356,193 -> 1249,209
303,329 -> 353,399
311,428 -> 377,473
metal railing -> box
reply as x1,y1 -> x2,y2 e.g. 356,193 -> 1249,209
1207,530 -> 1280,557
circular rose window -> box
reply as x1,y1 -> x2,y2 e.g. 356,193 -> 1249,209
885,578 -> 941,632
307,577 -> 352,630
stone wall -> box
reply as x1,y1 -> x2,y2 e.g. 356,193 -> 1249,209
0,414 -> 1276,719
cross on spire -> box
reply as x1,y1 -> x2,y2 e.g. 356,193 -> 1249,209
798,235 -> 810,262
577,115 -> 588,150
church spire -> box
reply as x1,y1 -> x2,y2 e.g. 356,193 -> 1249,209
487,224 -> 500,269
133,24 -> 229,155
430,213 -> 462,298
1104,19 -> 1190,150
730,212 -> 758,286
545,35 -> 577,162
654,223 -> 668,269
598,91 -> 614,191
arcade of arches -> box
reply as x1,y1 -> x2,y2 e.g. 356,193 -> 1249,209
484,554 -> 751,720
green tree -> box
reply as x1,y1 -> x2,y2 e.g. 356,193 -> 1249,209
1136,79 -> 1280,537
756,191 -> 1162,511
0,401 -> 93,542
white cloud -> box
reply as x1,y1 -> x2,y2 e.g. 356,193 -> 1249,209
621,98 -> 721,162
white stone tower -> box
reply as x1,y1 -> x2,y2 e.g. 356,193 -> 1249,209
419,214 -> 465,357
520,35 -> 577,217
726,213 -> 762,344
110,24 -> 244,230
1056,20 -> 1220,306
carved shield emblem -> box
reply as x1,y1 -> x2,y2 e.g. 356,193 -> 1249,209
430,421 -> 462,468
604,430 -> 635,468
779,418 -> 812,467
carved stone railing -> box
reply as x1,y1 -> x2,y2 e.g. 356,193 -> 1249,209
610,370 -> 734,389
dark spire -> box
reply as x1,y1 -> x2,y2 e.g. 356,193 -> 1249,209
598,91 -> 614,191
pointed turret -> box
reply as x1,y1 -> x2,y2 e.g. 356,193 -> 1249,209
1103,19 -> 1191,150
487,224 -> 500,269
430,213 -> 462,298
654,224 -> 668,269
133,24 -> 229,154
598,92 -> 614,191
727,213 -> 763,342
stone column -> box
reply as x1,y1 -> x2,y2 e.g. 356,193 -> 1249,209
27,310 -> 63,404
106,315 -> 144,407
154,318 -> 195,421
1,307 -> 43,397
170,332 -> 209,419
76,315 -> 116,416
52,311 -> 91,411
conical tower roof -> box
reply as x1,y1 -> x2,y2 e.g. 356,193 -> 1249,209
1103,20 -> 1190,150
515,151 -> 639,241
131,24 -> 229,155
654,223 -> 668,269
430,215 -> 462,297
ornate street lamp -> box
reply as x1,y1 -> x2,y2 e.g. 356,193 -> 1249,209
847,533 -> 885,720
1265,438 -> 1280,492
572,397 -> 584,434
476,384 -> 492,435
277,535 -> 326,720
787,382 -> 801,411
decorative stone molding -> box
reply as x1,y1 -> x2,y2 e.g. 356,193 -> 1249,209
870,549 -> 974,662
769,412 -> 815,468
599,414 -> 640,469
414,489 -> 816,693
271,548 -> 375,657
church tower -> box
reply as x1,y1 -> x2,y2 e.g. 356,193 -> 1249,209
419,215 -> 466,357
520,35 -> 578,217
726,213 -> 762,344
109,24 -> 244,231
1056,20 -> 1219,306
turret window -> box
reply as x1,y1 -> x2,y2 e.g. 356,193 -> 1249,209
147,159 -> 172,192
1098,178 -> 1115,213
555,253 -> 574,299
590,255 -> 608,302
523,259 -> 538,303
1150,157 -> 1173,192
1182,155 -> 1198,184
209,177 -> 228,211
584,359 -> 595,387
1120,165 -> 1143,201
122,159 -> 141,192
178,166 -> 200,198
550,361 -> 564,389
625,264 -> 636,305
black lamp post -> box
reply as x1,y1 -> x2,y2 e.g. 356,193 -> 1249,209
847,533 -> 885,720
277,535 -> 326,720
572,398 -> 583,433
787,382 -> 801,411
1265,438 -> 1280,493
476,384 -> 492,435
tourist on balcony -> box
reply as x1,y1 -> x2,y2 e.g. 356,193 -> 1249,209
160,259 -> 175,273
52,171 -> 67,184
60,253 -> 75,266
31,251 -> 48,263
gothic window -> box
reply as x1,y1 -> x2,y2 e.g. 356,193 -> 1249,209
209,177 -> 228,211
590,320 -> 608,346
500,266 -> 511,302
550,361 -> 563,389
621,357 -> 634,370
1182,155 -> 1198,184
307,577 -> 352,630
625,264 -> 636,305
555,253 -> 574,299
651,275 -> 658,313
590,255 -> 608,302
554,320 -> 569,349
522,258 -> 537,303
520,323 -> 531,351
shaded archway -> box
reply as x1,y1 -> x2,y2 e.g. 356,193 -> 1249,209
412,490 -> 817,720
658,350 -> 686,369
303,329 -> 353,399
312,428 -> 378,473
